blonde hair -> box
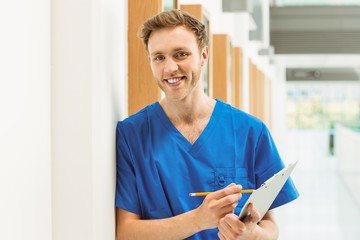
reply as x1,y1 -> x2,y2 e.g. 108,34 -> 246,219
139,9 -> 208,51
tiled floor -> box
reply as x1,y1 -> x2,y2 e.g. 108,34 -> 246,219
275,129 -> 360,240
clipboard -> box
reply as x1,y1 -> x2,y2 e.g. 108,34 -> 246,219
238,161 -> 298,221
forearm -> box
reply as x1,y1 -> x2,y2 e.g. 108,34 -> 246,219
116,184 -> 243,239
116,209 -> 204,240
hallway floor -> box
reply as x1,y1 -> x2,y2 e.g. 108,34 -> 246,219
275,129 -> 360,240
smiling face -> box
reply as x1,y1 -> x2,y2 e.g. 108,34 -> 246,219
147,26 -> 208,102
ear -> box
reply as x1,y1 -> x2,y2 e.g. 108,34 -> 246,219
200,46 -> 209,66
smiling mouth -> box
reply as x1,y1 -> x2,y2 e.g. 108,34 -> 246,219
166,77 -> 184,84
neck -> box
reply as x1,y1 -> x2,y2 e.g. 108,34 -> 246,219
160,91 -> 215,124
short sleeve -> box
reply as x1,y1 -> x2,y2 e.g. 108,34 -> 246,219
115,122 -> 141,214
254,125 -> 299,210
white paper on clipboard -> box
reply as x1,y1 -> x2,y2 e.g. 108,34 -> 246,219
238,161 -> 298,222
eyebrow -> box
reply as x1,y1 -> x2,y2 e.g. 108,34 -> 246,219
150,47 -> 190,57
149,51 -> 163,57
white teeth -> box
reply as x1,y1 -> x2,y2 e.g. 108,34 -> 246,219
167,77 -> 181,83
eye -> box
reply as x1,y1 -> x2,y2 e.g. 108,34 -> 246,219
175,51 -> 188,59
153,55 -> 164,62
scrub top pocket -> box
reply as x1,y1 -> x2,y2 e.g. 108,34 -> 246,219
213,167 -> 249,190
212,167 -> 251,214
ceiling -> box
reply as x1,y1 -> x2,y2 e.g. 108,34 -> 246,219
272,0 -> 360,7
222,0 -> 360,79
269,3 -> 360,80
270,6 -> 360,54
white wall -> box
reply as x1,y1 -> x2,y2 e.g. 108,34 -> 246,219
0,0 -> 126,239
0,1 -> 52,240
270,61 -> 288,148
335,124 -> 360,172
51,0 -> 126,239
51,0 -> 93,238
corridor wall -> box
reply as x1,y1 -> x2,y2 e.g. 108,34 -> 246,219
0,0 -> 127,239
0,1 -> 52,239
51,0 -> 126,239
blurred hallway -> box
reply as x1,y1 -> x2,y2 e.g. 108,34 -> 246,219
276,129 -> 360,240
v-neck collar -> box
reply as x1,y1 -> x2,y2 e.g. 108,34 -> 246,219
154,99 -> 223,153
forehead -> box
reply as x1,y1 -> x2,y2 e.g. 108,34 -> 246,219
148,26 -> 198,54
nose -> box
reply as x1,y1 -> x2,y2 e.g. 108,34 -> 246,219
164,58 -> 178,74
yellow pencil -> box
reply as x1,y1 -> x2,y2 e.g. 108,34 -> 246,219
189,189 -> 254,197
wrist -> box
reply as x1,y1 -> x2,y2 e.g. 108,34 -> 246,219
189,208 -> 205,232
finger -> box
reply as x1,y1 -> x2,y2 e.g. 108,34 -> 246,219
219,214 -> 244,237
246,203 -> 261,223
224,213 -> 244,231
217,231 -> 226,240
216,192 -> 242,209
218,216 -> 235,239
217,204 -> 238,218
210,184 -> 242,200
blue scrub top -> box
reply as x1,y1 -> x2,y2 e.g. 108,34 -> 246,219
116,99 -> 299,239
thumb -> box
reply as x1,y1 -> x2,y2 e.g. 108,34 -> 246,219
246,203 -> 261,223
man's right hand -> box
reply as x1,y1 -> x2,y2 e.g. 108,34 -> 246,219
195,183 -> 243,230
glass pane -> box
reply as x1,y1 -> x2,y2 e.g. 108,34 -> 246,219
164,0 -> 177,10
286,81 -> 360,129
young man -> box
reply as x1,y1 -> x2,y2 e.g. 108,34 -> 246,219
115,9 -> 298,240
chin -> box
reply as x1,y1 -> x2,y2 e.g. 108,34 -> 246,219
166,96 -> 184,102
165,93 -> 187,102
